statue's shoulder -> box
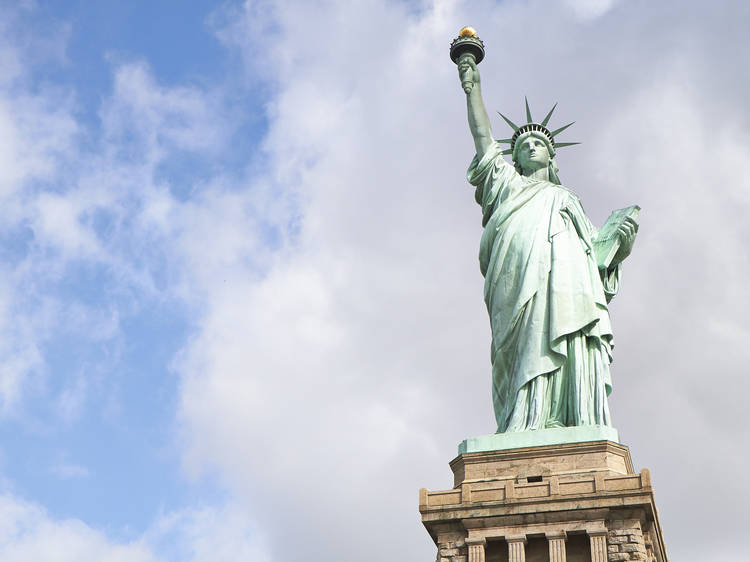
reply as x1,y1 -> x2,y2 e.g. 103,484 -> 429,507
475,141 -> 508,166
555,182 -> 583,202
469,143 -> 518,186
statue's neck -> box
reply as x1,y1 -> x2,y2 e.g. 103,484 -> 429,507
523,167 -> 550,182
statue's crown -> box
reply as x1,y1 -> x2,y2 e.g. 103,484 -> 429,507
498,98 -> 579,159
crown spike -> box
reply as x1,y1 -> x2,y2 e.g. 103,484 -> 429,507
553,142 -> 581,149
497,111 -> 519,132
540,103 -> 557,127
497,138 -> 513,144
524,97 -> 533,123
501,148 -> 513,155
549,121 -> 575,138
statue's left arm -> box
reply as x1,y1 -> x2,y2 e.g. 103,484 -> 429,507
567,200 -> 639,303
609,217 -> 638,267
594,216 -> 638,302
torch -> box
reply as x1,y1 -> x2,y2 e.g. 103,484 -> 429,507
450,27 -> 485,94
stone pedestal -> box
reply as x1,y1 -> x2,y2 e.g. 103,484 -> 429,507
420,440 -> 668,562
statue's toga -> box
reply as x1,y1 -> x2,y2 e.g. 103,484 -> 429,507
457,53 -> 638,434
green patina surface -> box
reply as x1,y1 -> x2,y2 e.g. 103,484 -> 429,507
452,30 -> 639,440
458,426 -> 620,455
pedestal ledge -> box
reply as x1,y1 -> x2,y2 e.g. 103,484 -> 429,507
450,439 -> 633,488
458,425 -> 619,455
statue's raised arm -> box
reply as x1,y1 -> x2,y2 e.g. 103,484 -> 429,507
457,54 -> 493,159
450,27 -> 493,159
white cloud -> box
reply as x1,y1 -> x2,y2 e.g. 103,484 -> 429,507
100,62 -> 231,162
0,277 -> 45,412
0,495 -> 157,562
0,495 -> 268,562
0,18 -> 86,413
0,37 -> 236,413
0,82 -> 79,203
32,193 -> 103,258
146,505 -> 270,562
0,17 -> 276,559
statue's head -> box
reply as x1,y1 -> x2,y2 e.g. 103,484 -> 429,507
514,132 -> 554,174
512,131 -> 560,183
497,99 -> 578,185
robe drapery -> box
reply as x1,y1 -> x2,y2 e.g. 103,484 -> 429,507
467,142 -> 620,433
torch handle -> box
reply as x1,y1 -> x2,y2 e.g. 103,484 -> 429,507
459,52 -> 476,94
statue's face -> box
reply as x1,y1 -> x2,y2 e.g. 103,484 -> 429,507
516,136 -> 550,175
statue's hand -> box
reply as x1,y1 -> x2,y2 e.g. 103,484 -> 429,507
611,216 -> 638,266
457,53 -> 480,94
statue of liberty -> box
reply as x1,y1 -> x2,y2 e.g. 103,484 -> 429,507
452,29 -> 639,434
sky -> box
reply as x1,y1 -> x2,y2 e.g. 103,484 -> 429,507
0,0 -> 748,560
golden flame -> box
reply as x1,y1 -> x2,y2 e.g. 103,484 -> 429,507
459,26 -> 478,38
